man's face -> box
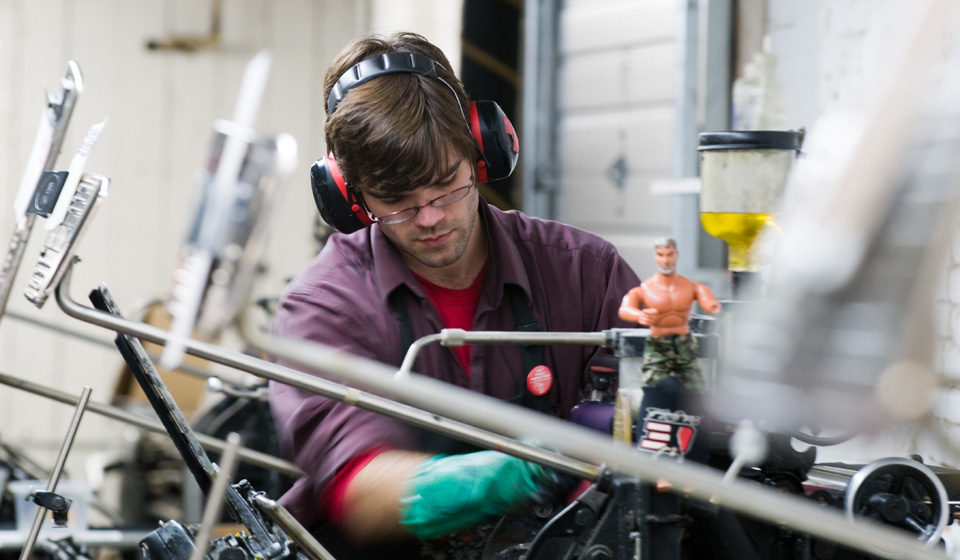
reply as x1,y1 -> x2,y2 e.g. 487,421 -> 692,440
654,245 -> 678,275
362,155 -> 480,270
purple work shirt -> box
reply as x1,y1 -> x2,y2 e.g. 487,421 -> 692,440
269,200 -> 640,528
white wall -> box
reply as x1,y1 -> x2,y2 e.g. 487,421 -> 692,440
554,0 -> 677,281
0,0 -> 460,494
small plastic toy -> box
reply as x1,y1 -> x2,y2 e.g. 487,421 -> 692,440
618,238 -> 721,389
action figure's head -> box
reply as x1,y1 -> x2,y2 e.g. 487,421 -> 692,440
322,32 -> 479,198
653,237 -> 678,275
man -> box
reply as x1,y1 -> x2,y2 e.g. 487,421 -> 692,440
618,238 -> 721,389
268,32 -> 639,558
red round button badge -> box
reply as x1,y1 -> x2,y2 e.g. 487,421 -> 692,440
526,365 -> 553,396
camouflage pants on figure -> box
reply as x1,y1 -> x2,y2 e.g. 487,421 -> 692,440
642,333 -> 704,389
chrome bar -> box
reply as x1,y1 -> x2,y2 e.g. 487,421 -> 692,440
3,309 -> 232,386
252,494 -> 336,560
20,386 -> 92,560
396,328 -> 614,378
189,433 -> 242,560
54,261 -> 598,482
0,370 -> 301,478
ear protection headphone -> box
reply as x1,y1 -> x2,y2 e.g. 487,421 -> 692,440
311,52 -> 520,234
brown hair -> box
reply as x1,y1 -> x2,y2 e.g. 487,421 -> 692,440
323,32 -> 479,196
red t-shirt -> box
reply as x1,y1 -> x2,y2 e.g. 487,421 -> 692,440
413,267 -> 486,376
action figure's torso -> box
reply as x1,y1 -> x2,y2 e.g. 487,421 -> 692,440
642,273 -> 696,337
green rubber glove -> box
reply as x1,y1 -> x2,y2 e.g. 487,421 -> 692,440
398,451 -> 561,539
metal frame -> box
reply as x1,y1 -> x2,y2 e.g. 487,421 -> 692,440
52,258 -> 946,559
54,259 -> 598,483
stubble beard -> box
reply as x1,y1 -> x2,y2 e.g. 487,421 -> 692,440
389,204 -> 479,270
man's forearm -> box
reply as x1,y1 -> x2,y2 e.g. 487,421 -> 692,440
341,450 -> 432,542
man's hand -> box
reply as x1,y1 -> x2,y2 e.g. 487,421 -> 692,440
398,451 -> 567,539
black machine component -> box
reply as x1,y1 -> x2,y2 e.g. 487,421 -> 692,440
559,341 -> 952,559
29,490 -> 72,528
88,285 -> 309,560
522,474 -> 686,560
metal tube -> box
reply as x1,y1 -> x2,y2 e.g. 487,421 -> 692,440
252,494 -> 336,560
56,264 -> 946,558
396,329 -> 611,378
188,433 -> 242,560
55,265 -> 597,482
4,309 -> 226,385
0,370 -> 301,478
19,386 -> 92,560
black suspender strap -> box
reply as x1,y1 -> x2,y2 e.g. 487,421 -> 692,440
392,291 -> 416,367
505,285 -> 549,413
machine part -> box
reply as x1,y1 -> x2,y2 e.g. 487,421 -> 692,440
54,266 -> 947,559
844,457 -> 949,546
24,173 -> 108,307
697,130 -> 802,274
30,490 -> 73,527
89,287 -> 290,558
192,385 -> 296,503
138,519 -> 197,560
20,386 -> 92,560
251,493 -> 337,560
162,50 -> 297,370
611,390 -> 633,444
174,120 -> 296,338
90,286 -> 321,560
0,61 -> 82,318
188,432 -> 241,560
522,476 -> 686,560
396,328 -> 610,380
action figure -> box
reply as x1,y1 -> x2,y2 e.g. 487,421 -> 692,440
618,238 -> 721,389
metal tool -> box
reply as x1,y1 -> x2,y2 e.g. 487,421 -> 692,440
19,386 -> 92,560
162,51 -> 297,370
0,61 -> 83,319
24,173 -> 108,307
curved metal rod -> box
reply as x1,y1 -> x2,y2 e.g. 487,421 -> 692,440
395,329 -> 613,379
0,369 -> 302,478
54,259 -> 598,482
252,494 -> 336,560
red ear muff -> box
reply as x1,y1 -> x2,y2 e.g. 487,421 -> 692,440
311,153 -> 375,234
469,100 -> 520,183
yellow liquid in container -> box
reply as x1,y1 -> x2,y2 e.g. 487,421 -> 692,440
700,212 -> 775,272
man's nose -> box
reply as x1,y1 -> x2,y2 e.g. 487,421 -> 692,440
414,202 -> 445,227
